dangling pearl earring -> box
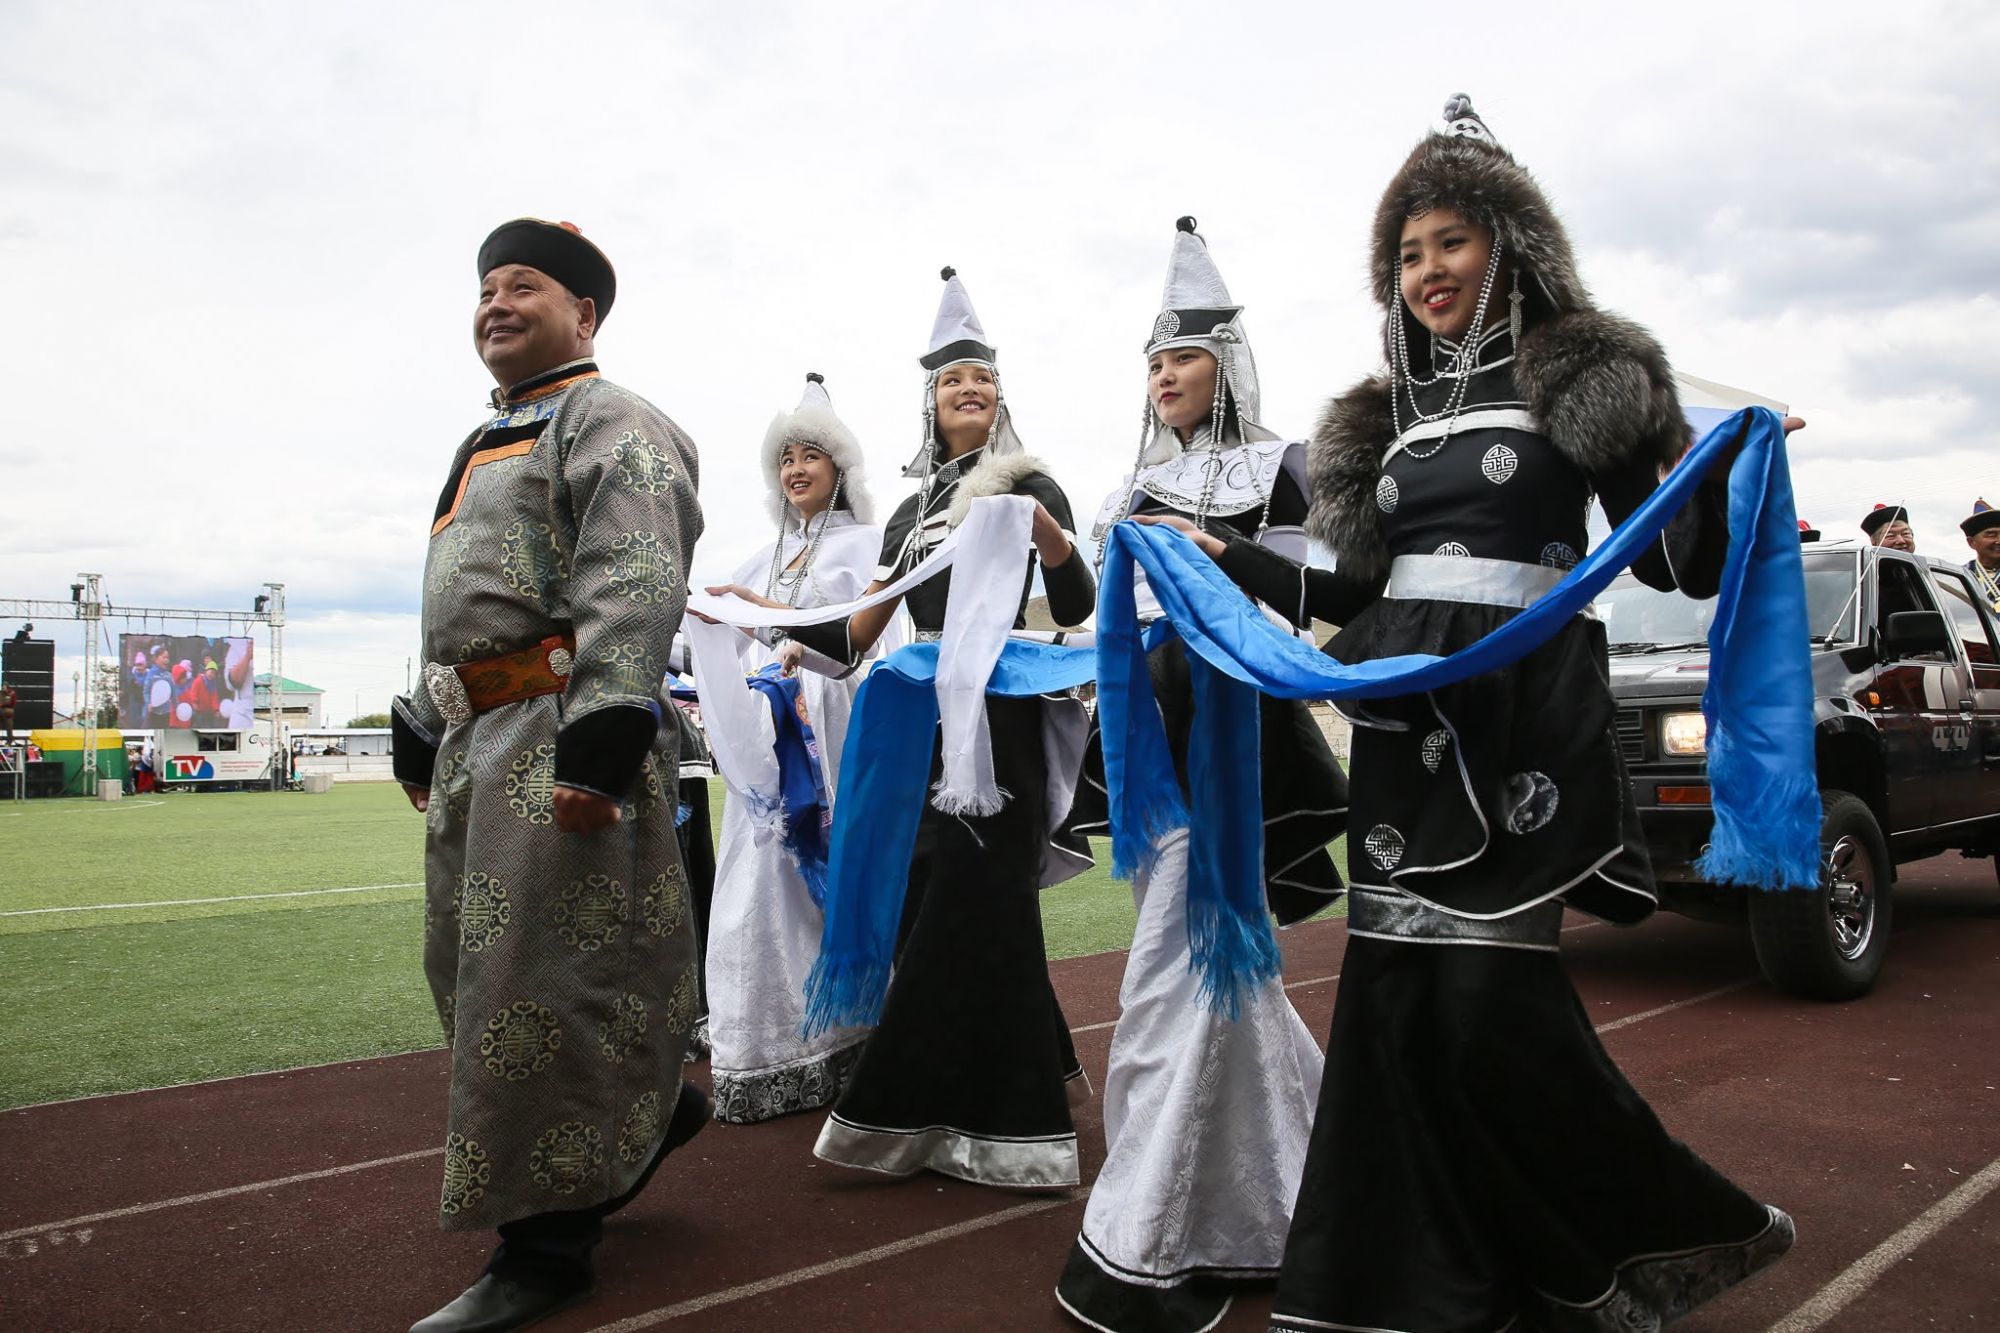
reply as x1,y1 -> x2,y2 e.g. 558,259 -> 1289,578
1508,269 -> 1524,344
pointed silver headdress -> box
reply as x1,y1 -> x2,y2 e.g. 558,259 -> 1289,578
1135,217 -> 1275,466
903,266 -> 1027,477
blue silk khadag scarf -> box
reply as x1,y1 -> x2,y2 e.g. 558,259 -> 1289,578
1099,407 -> 1820,1015
744,664 -> 833,908
801,639 -> 1096,1037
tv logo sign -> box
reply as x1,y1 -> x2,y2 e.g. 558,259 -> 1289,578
167,756 -> 216,780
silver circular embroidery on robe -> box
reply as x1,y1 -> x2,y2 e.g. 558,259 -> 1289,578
1481,443 -> 1518,484
1421,729 -> 1449,773
1540,542 -> 1580,570
1376,474 -> 1399,513
1504,770 -> 1560,834
1363,824 -> 1406,871
1434,541 -> 1471,558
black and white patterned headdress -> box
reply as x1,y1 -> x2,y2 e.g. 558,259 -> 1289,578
1136,218 -> 1276,465
903,267 -> 1027,477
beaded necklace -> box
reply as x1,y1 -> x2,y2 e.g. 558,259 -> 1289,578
1095,348 -> 1273,576
763,472 -> 845,607
1392,241 -> 1504,460
1971,558 -> 2000,612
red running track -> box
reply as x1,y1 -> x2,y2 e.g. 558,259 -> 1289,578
2,855 -> 1996,1331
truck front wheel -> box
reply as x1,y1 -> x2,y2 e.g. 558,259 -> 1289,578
1747,791 -> 1892,1001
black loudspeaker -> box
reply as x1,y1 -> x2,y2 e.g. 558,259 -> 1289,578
3,638 -> 56,730
0,760 -> 66,799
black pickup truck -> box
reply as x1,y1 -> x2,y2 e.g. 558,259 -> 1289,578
1602,543 -> 2000,999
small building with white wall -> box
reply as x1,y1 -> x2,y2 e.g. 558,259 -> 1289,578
254,673 -> 324,729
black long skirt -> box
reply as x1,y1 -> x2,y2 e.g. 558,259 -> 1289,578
813,694 -> 1086,1188
1271,937 -> 1792,1332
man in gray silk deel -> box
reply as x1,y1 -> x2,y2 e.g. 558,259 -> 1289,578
392,218 -> 707,1333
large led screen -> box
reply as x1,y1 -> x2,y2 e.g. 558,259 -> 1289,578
117,634 -> 257,730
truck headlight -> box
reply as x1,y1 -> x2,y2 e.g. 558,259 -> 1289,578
1660,711 -> 1708,756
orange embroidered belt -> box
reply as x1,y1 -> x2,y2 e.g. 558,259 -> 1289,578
422,634 -> 576,726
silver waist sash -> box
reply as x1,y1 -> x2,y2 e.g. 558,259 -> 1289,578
1384,554 -> 1575,613
1348,885 -> 1564,951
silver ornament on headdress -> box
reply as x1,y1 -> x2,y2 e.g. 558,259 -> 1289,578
1099,218 -> 1279,570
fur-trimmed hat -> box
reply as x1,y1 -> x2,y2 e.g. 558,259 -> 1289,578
1962,498 -> 2000,538
1304,96 -> 1690,580
760,373 -> 875,527
1369,95 -> 1583,357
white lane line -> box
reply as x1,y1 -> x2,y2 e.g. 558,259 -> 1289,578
585,1190 -> 1089,1332
1594,979 -> 1758,1035
0,1147 -> 442,1243
1768,1153 -> 2000,1333
0,882 -> 422,917
0,951 -> 1755,1248
1067,922 -> 1614,1037
1070,970 -> 1345,1037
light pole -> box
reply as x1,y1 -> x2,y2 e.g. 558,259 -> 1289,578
77,573 -> 103,792
263,582 -> 286,790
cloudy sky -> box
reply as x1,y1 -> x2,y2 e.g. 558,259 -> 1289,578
5,1 -> 1995,721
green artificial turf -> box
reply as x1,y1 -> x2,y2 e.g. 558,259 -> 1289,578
0,782 -> 425,931
0,781 -> 1343,1109
1,899 -> 440,1108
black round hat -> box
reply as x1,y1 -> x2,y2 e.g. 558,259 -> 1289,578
1859,504 -> 1908,537
477,219 -> 616,324
1962,498 -> 2000,537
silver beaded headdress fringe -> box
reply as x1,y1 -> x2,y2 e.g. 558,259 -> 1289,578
1099,218 -> 1285,549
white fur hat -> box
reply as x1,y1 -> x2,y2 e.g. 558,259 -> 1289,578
760,373 -> 875,526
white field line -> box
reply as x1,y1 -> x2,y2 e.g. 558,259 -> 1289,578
584,1191 -> 1088,1332
1768,1153 -> 2000,1333
0,799 -> 165,817
0,1148 -> 442,1243
0,881 -> 422,917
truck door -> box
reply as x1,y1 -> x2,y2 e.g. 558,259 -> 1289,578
1929,568 -> 2000,828
1869,557 -> 1956,837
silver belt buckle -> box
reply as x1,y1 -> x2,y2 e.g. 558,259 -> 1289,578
423,661 -> 473,726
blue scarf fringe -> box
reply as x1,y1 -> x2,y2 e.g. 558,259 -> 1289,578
800,640 -> 1097,1038
1097,407 -> 1820,1016
745,665 -> 834,909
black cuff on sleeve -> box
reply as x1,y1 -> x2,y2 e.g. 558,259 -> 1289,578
554,702 -> 660,798
1041,547 -> 1097,628
1216,534 -> 1306,611
786,617 -> 859,668
390,700 -> 439,789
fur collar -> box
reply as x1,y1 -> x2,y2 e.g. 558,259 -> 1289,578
946,451 -> 1051,528
1305,311 -> 1685,579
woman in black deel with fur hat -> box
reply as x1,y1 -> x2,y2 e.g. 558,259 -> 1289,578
1172,97 -> 1797,1331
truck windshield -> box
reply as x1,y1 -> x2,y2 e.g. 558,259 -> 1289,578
1599,553 -> 1859,653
